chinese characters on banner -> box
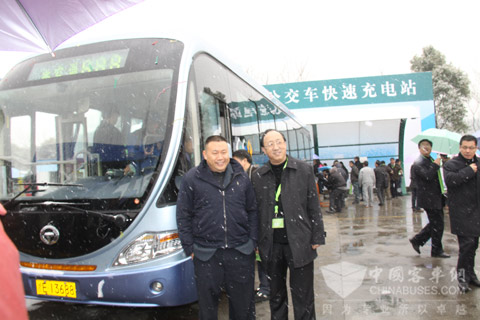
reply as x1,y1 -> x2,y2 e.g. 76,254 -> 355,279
264,72 -> 433,110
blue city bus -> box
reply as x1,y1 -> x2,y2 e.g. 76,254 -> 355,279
0,21 -> 312,307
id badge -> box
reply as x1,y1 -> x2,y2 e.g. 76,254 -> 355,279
272,217 -> 285,229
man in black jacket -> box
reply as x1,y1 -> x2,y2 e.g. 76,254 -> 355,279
325,167 -> 347,213
444,135 -> 480,293
233,149 -> 270,302
177,135 -> 258,320
252,129 -> 325,320
409,139 -> 450,259
374,160 -> 387,206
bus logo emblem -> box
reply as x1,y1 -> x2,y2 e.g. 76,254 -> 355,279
40,225 -> 60,245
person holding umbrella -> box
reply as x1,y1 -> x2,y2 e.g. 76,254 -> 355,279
443,135 -> 480,293
409,139 -> 450,259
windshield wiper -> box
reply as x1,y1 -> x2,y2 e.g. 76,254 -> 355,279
17,182 -> 84,187
33,201 -> 127,227
3,182 -> 84,207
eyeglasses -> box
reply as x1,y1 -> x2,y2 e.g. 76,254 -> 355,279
460,146 -> 477,151
264,139 -> 285,149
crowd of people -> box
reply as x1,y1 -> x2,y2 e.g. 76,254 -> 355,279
174,130 -> 480,319
312,135 -> 480,297
313,156 -> 405,213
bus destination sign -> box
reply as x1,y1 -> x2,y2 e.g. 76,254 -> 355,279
28,49 -> 130,81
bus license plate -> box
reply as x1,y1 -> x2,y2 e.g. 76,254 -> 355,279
36,279 -> 77,299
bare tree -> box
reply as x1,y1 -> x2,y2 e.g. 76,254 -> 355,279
245,60 -> 310,85
467,71 -> 480,132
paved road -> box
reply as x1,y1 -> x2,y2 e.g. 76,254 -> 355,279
27,194 -> 480,319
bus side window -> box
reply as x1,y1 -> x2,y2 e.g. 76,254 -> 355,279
157,134 -> 195,206
199,90 -> 231,144
199,92 -> 221,137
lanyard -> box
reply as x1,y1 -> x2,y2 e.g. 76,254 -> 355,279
274,158 -> 288,217
428,156 -> 445,194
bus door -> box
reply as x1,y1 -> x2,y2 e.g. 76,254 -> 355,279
55,115 -> 94,180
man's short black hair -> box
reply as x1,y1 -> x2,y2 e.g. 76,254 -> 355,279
205,135 -> 227,146
460,134 -> 477,146
260,129 -> 286,148
417,139 -> 433,148
232,149 -> 252,164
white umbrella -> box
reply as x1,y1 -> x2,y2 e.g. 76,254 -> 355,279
0,0 -> 144,54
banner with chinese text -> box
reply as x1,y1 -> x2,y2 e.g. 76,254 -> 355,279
265,72 -> 433,109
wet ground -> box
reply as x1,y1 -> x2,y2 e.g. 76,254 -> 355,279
27,194 -> 480,319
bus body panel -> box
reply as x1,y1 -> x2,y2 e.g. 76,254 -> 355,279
21,256 -> 196,307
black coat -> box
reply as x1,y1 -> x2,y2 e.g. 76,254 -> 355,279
176,159 -> 258,256
374,166 -> 388,188
410,163 -> 418,188
350,165 -> 359,183
252,156 -> 325,268
412,155 -> 443,210
326,170 -> 346,190
443,154 -> 480,237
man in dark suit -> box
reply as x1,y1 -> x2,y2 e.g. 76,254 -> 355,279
177,135 -> 258,319
374,160 -> 387,206
252,129 -> 325,320
444,135 -> 480,293
409,139 -> 450,259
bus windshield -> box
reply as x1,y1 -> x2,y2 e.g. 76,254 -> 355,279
0,39 -> 183,204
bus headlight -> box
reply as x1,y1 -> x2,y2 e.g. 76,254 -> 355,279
113,231 -> 182,266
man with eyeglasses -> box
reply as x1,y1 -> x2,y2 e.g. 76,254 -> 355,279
252,129 -> 325,320
444,134 -> 480,293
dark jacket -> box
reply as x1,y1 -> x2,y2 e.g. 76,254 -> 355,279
350,165 -> 359,183
335,164 -> 348,182
392,164 -> 403,182
176,159 -> 258,256
374,166 -> 388,189
355,160 -> 363,171
412,155 -> 443,210
443,154 -> 480,237
410,163 -> 418,188
384,164 -> 392,183
252,156 -> 325,268
326,170 -> 346,190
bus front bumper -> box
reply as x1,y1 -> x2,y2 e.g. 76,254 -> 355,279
21,258 -> 197,307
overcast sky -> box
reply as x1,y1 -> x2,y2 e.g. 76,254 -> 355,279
209,0 -> 480,85
1,0 -> 479,87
